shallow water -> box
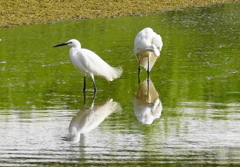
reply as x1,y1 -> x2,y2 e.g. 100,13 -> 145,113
0,3 -> 240,166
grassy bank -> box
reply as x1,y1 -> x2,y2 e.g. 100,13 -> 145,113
0,0 -> 239,27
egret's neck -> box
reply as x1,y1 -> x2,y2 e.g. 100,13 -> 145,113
69,46 -> 81,57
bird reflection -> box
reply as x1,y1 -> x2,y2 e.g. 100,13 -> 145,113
69,96 -> 121,142
134,78 -> 162,125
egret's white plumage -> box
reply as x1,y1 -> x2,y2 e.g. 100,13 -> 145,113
54,39 -> 122,92
134,27 -> 163,74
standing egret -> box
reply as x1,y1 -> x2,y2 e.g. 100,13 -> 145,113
134,27 -> 163,80
54,39 -> 122,92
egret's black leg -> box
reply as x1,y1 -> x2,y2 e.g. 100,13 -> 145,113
93,83 -> 97,92
138,65 -> 141,84
92,78 -> 97,92
147,56 -> 150,81
90,74 -> 97,92
92,91 -> 97,103
147,77 -> 150,92
83,91 -> 86,105
83,76 -> 86,93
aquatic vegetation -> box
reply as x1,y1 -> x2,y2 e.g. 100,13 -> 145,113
0,0 -> 239,27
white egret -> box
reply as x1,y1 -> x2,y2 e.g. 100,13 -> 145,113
134,27 -> 163,79
54,39 -> 122,92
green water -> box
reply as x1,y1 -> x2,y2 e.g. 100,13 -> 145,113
0,3 -> 240,166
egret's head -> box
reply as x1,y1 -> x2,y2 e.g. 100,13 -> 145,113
54,39 -> 81,48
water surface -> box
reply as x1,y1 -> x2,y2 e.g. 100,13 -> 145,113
0,3 -> 240,166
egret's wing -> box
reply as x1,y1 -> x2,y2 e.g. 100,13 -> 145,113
134,29 -> 151,54
152,33 -> 163,51
78,49 -> 122,81
134,28 -> 153,54
134,28 -> 162,56
134,29 -> 160,70
134,32 -> 143,54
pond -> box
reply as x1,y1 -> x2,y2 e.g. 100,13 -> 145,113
0,3 -> 240,166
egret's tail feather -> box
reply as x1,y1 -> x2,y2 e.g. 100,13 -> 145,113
103,66 -> 122,81
112,66 -> 123,80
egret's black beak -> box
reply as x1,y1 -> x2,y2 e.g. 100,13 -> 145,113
53,42 -> 68,48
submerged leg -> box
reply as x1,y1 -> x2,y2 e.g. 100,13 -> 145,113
93,81 -> 97,92
82,76 -> 87,105
83,91 -> 86,105
91,92 -> 97,108
90,74 -> 97,92
88,88 -> 97,110
83,75 -> 86,93
138,65 -> 141,84
147,77 -> 150,93
147,55 -> 150,81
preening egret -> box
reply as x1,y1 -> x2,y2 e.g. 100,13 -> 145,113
134,27 -> 163,79
134,78 -> 162,125
54,39 -> 122,92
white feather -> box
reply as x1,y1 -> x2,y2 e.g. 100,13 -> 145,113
54,39 -> 122,91
70,48 -> 122,81
134,28 -> 163,71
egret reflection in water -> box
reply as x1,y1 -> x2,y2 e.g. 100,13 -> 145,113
69,96 -> 122,142
134,78 -> 162,124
